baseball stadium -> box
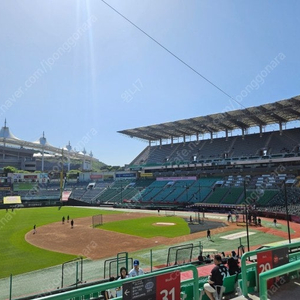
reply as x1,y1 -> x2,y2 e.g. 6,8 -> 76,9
0,95 -> 300,300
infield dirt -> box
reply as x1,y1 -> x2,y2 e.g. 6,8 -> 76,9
26,212 -> 238,259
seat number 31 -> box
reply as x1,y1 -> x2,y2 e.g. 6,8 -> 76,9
160,287 -> 175,300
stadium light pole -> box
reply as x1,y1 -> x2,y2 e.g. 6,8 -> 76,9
284,181 -> 291,243
120,182 -> 123,203
186,185 -> 189,202
243,179 -> 250,252
60,148 -> 64,202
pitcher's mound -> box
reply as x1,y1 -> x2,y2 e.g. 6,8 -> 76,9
154,222 -> 176,226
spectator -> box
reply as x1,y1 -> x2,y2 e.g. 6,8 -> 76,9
129,260 -> 144,277
221,252 -> 227,264
274,219 -> 277,227
227,251 -> 241,276
204,254 -> 229,300
116,267 -> 128,297
101,277 -> 116,299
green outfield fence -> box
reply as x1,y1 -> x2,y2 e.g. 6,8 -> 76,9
1,242 -> 202,300
34,265 -> 200,300
4,241 -> 300,299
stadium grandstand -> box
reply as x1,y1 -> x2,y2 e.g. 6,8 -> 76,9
102,95 -> 300,214
119,95 -> 300,173
0,119 -> 98,172
4,95 -> 300,300
2,95 -> 300,219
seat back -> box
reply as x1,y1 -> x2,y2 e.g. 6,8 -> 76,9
222,274 -> 238,295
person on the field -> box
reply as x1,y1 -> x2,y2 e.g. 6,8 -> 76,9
258,217 -> 262,226
207,229 -> 211,241
198,251 -> 205,264
205,254 -> 213,264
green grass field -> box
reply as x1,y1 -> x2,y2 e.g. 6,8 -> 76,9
261,219 -> 295,233
0,207 -> 119,279
201,228 -> 285,251
98,216 -> 190,237
0,206 -> 286,281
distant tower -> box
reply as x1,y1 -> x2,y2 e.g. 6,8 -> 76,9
39,132 -> 47,172
66,141 -> 72,172
89,151 -> 93,171
82,148 -> 87,171
0,119 -> 19,160
1,119 -> 7,159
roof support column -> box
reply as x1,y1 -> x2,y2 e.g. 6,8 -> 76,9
183,134 -> 186,144
260,125 -> 262,137
225,129 -> 228,141
210,132 -> 213,142
149,140 -> 151,147
159,138 -> 162,148
171,136 -> 173,146
279,122 -> 282,135
242,128 -> 245,140
196,132 -> 199,143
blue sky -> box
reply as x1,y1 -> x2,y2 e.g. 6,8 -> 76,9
0,0 -> 299,166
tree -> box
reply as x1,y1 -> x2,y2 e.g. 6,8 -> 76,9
3,166 -> 18,174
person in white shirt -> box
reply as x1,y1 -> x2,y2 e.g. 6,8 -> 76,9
128,260 -> 144,277
116,267 -> 128,297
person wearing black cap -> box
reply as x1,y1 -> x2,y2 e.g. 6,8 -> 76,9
128,259 -> 144,277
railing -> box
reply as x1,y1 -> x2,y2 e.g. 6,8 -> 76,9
35,265 -> 199,300
259,259 -> 300,300
240,240 -> 300,297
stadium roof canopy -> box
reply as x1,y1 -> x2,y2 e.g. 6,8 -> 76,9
118,95 -> 300,142
0,121 -> 98,162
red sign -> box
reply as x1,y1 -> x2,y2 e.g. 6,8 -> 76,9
257,247 -> 289,290
257,250 -> 273,289
156,271 -> 180,300
90,174 -> 102,179
24,175 -> 37,179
